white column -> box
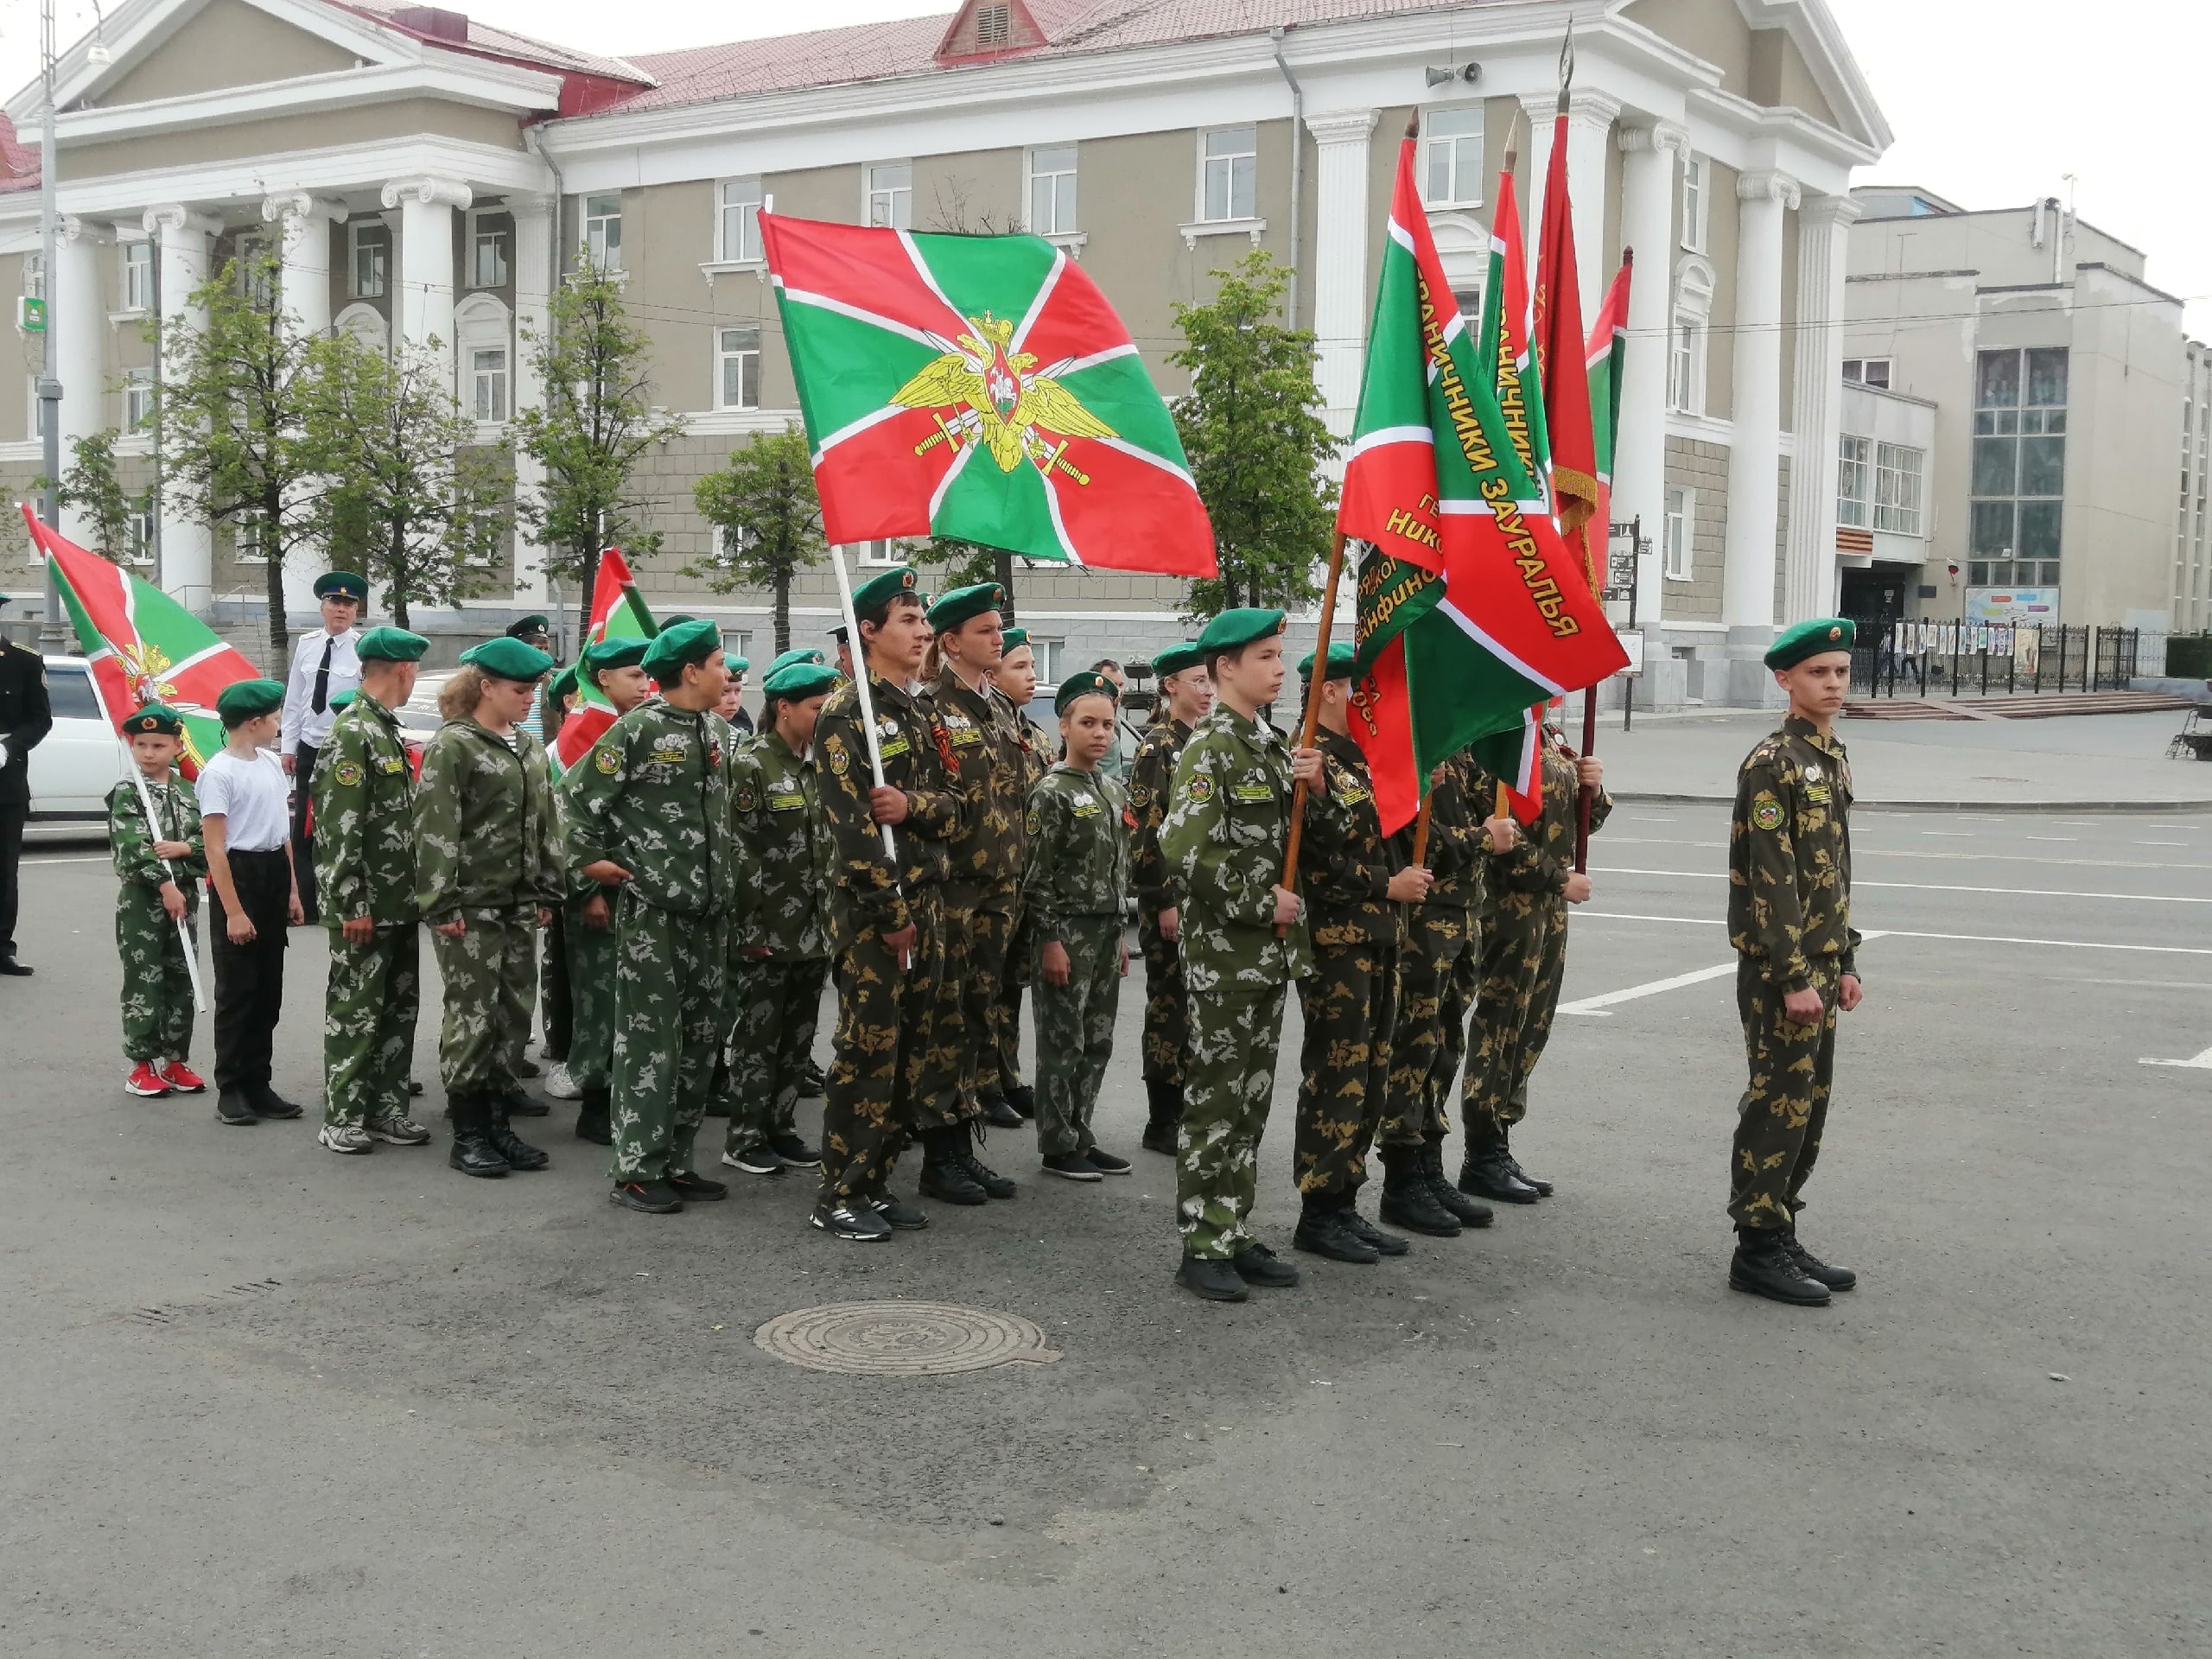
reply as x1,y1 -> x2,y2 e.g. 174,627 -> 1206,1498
1305,108 -> 1379,440
261,192 -> 344,340
1520,90 -> 1621,325
53,216 -> 105,548
1614,123 -> 1688,644
144,204 -> 223,606
508,193 -> 555,607
1785,194 -> 1860,623
1721,168 -> 1799,642
382,175 -> 471,369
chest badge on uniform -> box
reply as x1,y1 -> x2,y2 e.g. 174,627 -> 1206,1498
1803,762 -> 1822,784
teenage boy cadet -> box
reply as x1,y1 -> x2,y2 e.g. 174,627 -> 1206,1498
720,659 -> 839,1176
280,570 -> 366,925
556,636 -> 655,1147
1726,619 -> 1865,1306
1289,642 -> 1446,1261
1159,608 -> 1345,1304
312,626 -> 433,1153
918,581 -> 1024,1201
109,704 -> 207,1098
563,619 -> 740,1214
1025,670 -> 1135,1181
808,566 -> 969,1243
200,678 -> 306,1127
1128,641 -> 1210,1154
985,627 -> 1051,1125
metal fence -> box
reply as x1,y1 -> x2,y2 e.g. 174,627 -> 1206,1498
1848,621 -> 2141,698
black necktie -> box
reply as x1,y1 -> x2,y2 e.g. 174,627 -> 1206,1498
311,637 -> 334,715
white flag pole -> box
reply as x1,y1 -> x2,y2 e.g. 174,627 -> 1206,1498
830,544 -> 910,972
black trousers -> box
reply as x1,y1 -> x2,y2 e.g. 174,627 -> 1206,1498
0,798 -> 23,957
211,849 -> 290,1095
289,741 -> 321,923
540,908 -> 572,1061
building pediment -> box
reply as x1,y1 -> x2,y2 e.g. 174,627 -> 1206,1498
1618,0 -> 1891,154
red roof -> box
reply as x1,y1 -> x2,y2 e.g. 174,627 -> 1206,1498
0,111 -> 35,196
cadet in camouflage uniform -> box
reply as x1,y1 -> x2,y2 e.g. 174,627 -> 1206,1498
987,628 -> 1052,1124
1128,640 -> 1210,1154
808,567 -> 970,1243
718,660 -> 838,1176
1160,609 -> 1347,1304
313,627 -> 432,1153
416,638 -> 563,1179
1459,718 -> 1610,1203
1025,671 -> 1134,1180
108,703 -> 207,1097
1726,619 -> 1865,1306
915,582 -> 1024,1201
563,620 -> 741,1214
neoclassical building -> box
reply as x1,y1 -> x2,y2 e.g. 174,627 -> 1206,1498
3,0 -> 1887,703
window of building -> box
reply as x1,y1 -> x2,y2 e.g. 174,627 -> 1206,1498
584,194 -> 624,270
233,516 -> 267,564
857,537 -> 908,567
350,224 -> 389,299
1667,257 -> 1713,416
470,347 -> 509,422
121,240 -> 153,313
976,3 -> 1011,47
716,326 -> 761,410
234,234 -> 274,305
1421,106 -> 1484,208
1681,155 -> 1708,254
1843,356 -> 1892,390
1200,126 -> 1257,222
454,294 -> 512,423
125,505 -> 153,566
866,164 -> 912,231
1969,346 -> 2068,587
718,178 -> 765,263
123,367 -> 155,432
1029,635 -> 1066,684
1837,434 -> 1870,528
471,224 -> 508,289
1874,442 -> 1924,535
1663,487 -> 1694,581
1027,146 -> 1077,237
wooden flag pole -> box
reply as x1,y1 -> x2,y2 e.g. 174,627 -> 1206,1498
1574,687 -> 1598,873
1277,530 -> 1347,932
1410,791 -> 1436,868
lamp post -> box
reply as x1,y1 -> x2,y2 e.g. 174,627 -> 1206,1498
35,0 -> 65,649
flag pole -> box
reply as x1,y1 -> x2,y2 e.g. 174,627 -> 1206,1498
1278,531 -> 1346,931
1410,791 -> 1435,868
829,544 -> 911,973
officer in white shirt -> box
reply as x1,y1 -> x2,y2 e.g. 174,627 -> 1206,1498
280,570 -> 365,926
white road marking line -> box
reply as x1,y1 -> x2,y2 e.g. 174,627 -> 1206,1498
1580,911 -> 2212,957
1605,837 -> 2212,873
1921,830 -> 1973,837
2140,1043 -> 2212,1069
1560,934 -> 1894,1017
22,855 -> 109,865
2024,836 -> 2076,842
2136,840 -> 2185,847
1592,867 -> 2212,905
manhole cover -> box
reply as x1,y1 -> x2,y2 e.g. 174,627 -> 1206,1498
755,1301 -> 1062,1376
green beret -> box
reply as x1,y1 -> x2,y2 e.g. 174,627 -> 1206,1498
550,665 -> 579,704
764,661 -> 841,702
1153,641 -> 1205,677
725,655 -> 750,677
356,626 -> 429,664
1198,607 -> 1287,654
124,702 -> 184,738
641,617 -> 724,681
1764,617 -> 1856,671
1053,670 -> 1119,715
584,636 -> 650,674
460,637 -> 555,682
328,689 -> 357,711
217,678 -> 285,725
505,614 -> 550,639
1000,627 -> 1030,651
312,570 -> 367,602
851,565 -> 919,623
661,614 -> 696,628
768,647 -> 825,676
1299,641 -> 1357,682
926,582 -> 1006,632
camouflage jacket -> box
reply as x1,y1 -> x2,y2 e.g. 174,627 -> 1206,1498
1024,763 -> 1131,939
1492,742 -> 1614,919
416,718 -> 560,922
560,701 -> 738,919
1013,709 -> 1053,791
928,667 -> 1026,913
312,691 -> 417,927
812,671 -> 965,943
1160,703 -> 1349,989
107,773 -> 204,896
1128,715 -> 1190,913
1419,749 -> 1489,912
1729,715 -> 1859,989
1300,727 -> 1406,950
728,728 -> 831,959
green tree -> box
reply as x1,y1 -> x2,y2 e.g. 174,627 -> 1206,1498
38,429 -> 144,563
510,262 -> 684,637
303,336 -> 509,628
155,251 -> 326,653
1167,248 -> 1338,620
922,535 -> 1020,620
688,423 -> 824,655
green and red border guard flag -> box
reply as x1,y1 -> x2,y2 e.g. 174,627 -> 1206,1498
1585,253 -> 1633,586
26,505 -> 257,779
1533,77 -> 1602,589
760,212 -> 1215,577
553,546 -> 657,771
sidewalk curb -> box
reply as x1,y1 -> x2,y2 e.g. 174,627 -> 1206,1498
1614,792 -> 2212,815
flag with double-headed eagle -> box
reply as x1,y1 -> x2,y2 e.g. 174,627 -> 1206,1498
25,506 -> 257,779
553,547 -> 656,771
760,213 -> 1216,575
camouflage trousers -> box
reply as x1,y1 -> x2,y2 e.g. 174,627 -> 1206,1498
431,910 -> 536,1095
819,888 -> 950,1203
931,899 -> 1011,1127
538,910 -> 570,1063
563,897 -> 619,1092
608,892 -> 727,1184
323,923 -> 419,1127
1178,981 -> 1290,1260
1033,914 -> 1122,1157
1462,900 -> 1567,1144
1380,905 -> 1478,1147
993,902 -> 1034,1093
1294,938 -> 1398,1198
721,954 -> 829,1157
1729,957 -> 1839,1231
116,888 -> 197,1064
1137,905 -> 1186,1087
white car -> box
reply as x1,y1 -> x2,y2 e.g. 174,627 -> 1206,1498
26,654 -> 130,839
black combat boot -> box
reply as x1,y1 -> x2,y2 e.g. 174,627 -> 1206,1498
574,1086 -> 613,1146
918,1128 -> 988,1205
498,1082 -> 549,1118
1178,1253 -> 1248,1303
1499,1128 -> 1551,1197
980,1092 -> 1025,1129
1422,1138 -> 1494,1228
1728,1228 -> 1832,1306
1459,1140 -> 1540,1205
955,1122 -> 1018,1198
1783,1226 -> 1857,1291
485,1095 -> 550,1172
1338,1205 -> 1412,1256
448,1092 -> 510,1178
1002,1083 -> 1037,1122
1293,1198 -> 1379,1264
1141,1078 -> 1183,1154
1378,1144 -> 1463,1237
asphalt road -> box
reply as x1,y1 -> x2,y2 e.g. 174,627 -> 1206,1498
4,808 -> 2209,1657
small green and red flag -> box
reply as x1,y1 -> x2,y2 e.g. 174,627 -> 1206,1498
1533,86 -> 1602,589
760,213 -> 1215,577
1585,251 -> 1634,587
552,546 -> 656,771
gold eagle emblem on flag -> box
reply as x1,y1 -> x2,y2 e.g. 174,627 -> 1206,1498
891,310 -> 1116,483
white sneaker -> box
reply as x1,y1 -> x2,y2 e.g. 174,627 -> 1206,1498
543,1062 -> 582,1101
318,1123 -> 373,1155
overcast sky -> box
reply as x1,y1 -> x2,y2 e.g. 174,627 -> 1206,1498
8,0 -> 2209,329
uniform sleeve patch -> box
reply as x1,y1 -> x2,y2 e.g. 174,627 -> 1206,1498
1185,773 -> 1213,804
734,784 -> 756,813
595,746 -> 621,776
1751,794 -> 1785,831
332,761 -> 364,787
825,736 -> 850,777
1026,808 -> 1041,836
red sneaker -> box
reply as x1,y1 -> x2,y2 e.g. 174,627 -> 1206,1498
124,1062 -> 171,1097
159,1060 -> 207,1094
